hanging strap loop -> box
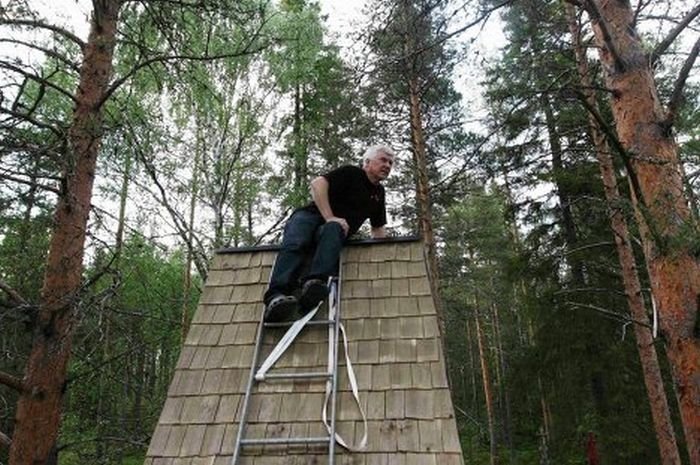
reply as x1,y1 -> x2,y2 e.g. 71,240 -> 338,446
322,280 -> 367,450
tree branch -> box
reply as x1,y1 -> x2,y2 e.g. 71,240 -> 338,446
0,38 -> 80,72
0,279 -> 28,306
0,105 -> 64,136
566,301 -> 652,329
0,370 -> 26,392
129,137 -> 209,277
252,208 -> 291,246
436,0 -> 513,47
0,107 -> 63,137
0,171 -> 62,195
582,0 -> 627,72
68,331 -> 175,383
650,3 -> 700,64
0,18 -> 86,49
633,0 -> 655,24
98,9 -> 274,108
99,48 -> 267,107
0,430 -> 10,449
665,36 -> 700,127
0,60 -> 78,103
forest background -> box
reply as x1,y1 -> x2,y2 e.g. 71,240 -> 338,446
0,0 -> 699,464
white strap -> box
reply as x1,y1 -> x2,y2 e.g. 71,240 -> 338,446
254,304 -> 320,381
322,282 -> 368,451
322,320 -> 368,450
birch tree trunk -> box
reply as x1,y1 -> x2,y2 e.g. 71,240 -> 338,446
292,82 -> 308,204
9,2 -> 121,464
182,124 -> 201,342
114,150 -> 131,262
586,1 -> 700,461
565,5 -> 682,464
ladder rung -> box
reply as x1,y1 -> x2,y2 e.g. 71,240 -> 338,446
257,371 -> 332,381
240,436 -> 331,446
264,319 -> 335,329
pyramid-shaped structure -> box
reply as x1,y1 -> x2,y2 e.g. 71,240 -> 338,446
144,238 -> 465,465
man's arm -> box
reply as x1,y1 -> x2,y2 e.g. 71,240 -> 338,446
310,176 -> 349,236
371,226 -> 387,238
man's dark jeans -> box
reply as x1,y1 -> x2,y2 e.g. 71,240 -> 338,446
264,209 -> 345,304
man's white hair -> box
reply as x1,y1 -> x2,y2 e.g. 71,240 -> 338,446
362,144 -> 395,166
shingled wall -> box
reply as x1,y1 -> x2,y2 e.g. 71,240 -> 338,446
144,238 -> 465,465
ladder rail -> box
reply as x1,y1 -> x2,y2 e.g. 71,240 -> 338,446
231,278 -> 271,465
327,257 -> 344,465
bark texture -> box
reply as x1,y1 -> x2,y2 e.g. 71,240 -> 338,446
587,1 -> 700,461
9,2 -> 121,464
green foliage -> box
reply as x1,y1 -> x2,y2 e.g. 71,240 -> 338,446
361,0 -> 475,232
265,1 -> 363,208
60,235 -> 200,463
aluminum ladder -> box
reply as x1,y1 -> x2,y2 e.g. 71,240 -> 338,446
231,274 -> 343,465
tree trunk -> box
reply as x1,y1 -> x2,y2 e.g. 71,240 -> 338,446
182,124 -> 201,343
541,93 -> 585,284
132,349 -> 145,438
538,377 -> 551,446
491,302 -> 513,452
538,424 -> 550,465
566,5 -> 682,464
114,149 -> 131,262
17,159 -> 39,292
407,75 -> 445,336
9,3 -> 121,464
475,300 -> 498,465
291,82 -> 307,204
587,2 -> 700,461
465,317 -> 479,412
247,201 -> 254,245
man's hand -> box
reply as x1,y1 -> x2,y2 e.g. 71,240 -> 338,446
371,226 -> 386,238
327,217 -> 349,236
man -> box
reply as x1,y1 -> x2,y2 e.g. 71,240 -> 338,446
263,145 -> 395,322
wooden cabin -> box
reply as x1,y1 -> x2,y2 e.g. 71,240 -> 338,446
144,238 -> 464,465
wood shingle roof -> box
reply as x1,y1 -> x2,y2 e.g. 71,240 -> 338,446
145,239 -> 464,465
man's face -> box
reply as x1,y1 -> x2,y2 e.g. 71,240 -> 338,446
365,152 -> 394,181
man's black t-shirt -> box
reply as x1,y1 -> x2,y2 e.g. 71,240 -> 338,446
302,165 -> 386,236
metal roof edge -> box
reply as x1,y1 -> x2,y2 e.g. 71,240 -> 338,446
215,235 -> 421,254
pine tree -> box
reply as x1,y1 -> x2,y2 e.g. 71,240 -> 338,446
575,1 -> 700,460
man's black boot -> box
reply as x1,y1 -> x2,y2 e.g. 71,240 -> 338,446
299,279 -> 328,312
264,294 -> 298,322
